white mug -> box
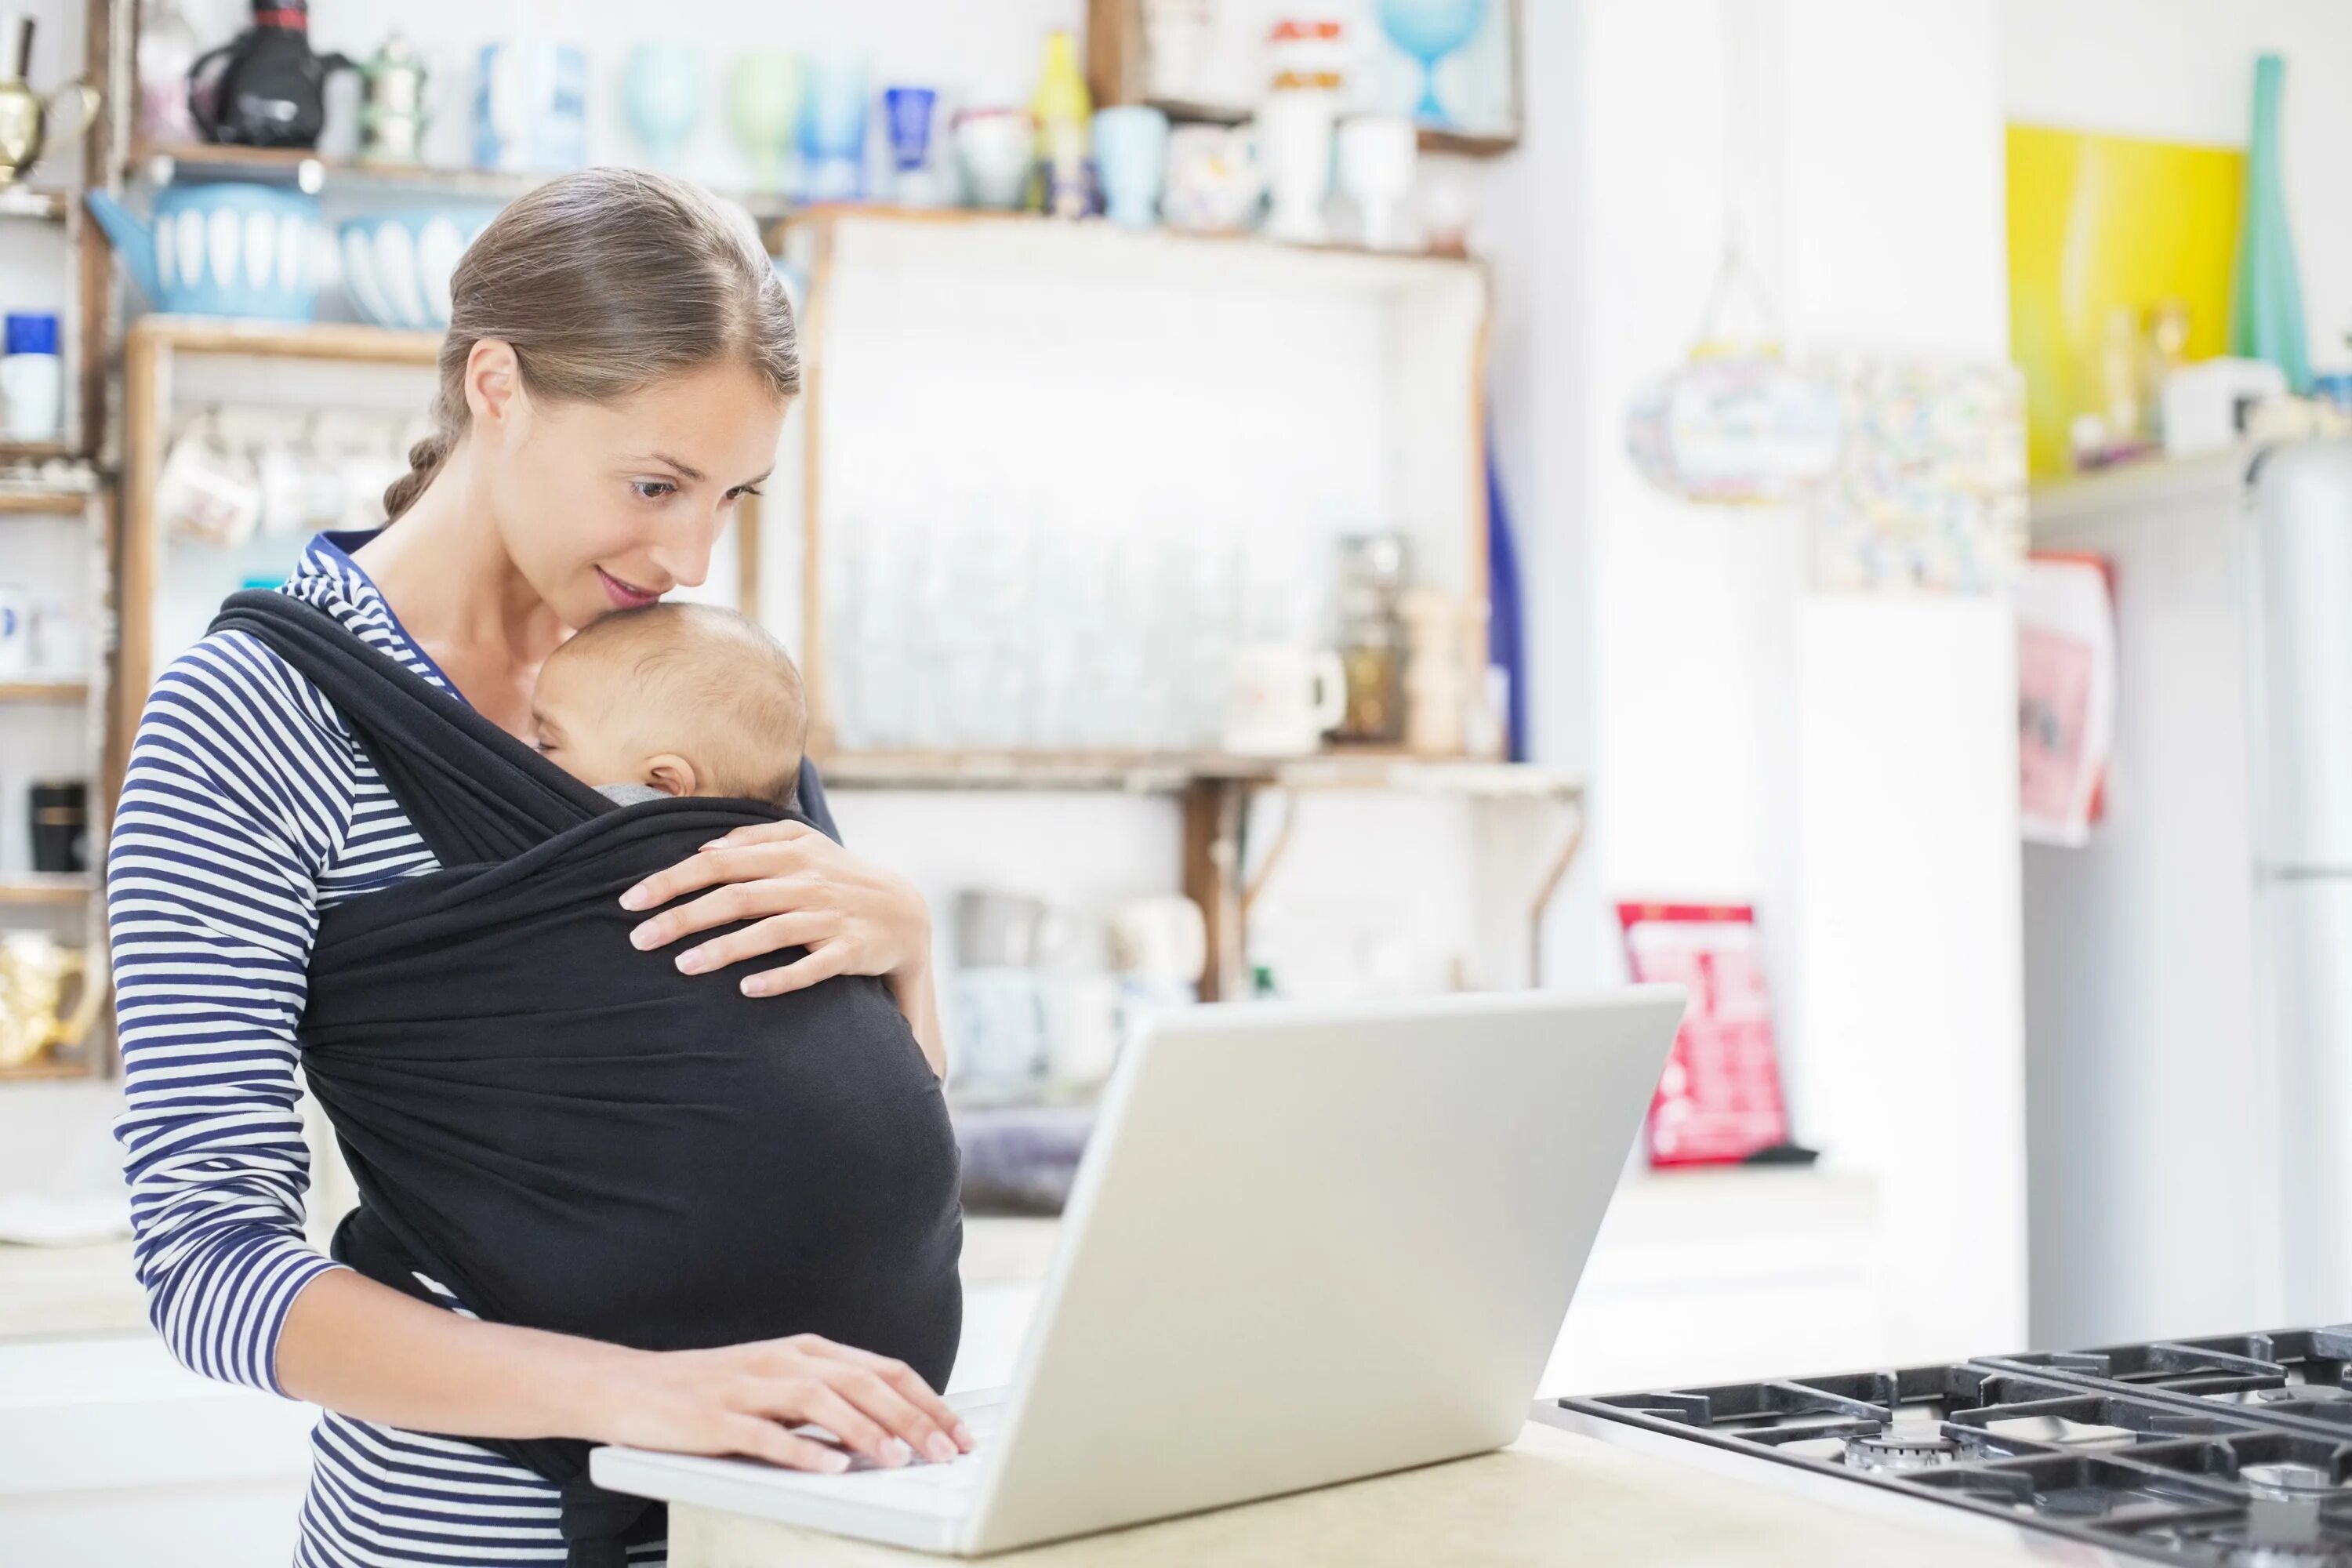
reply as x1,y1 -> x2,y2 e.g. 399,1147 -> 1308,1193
1337,114 -> 1418,251
0,586 -> 30,677
1222,644 -> 1346,757
1105,895 -> 1207,985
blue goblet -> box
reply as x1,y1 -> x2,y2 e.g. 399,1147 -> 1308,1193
1377,0 -> 1490,125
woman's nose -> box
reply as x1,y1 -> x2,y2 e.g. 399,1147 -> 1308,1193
648,528 -> 715,592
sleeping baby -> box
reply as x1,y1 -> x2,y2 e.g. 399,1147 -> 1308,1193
531,601 -> 807,810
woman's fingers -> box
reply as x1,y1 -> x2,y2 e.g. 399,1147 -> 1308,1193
629,869 -> 822,951
715,1411 -> 853,1474
673,911 -> 838,975
751,1379 -> 898,1465
811,1363 -> 961,1465
739,943 -> 853,998
619,834 -> 818,917
803,1341 -> 973,1451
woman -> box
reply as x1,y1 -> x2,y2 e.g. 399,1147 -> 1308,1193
106,169 -> 969,1568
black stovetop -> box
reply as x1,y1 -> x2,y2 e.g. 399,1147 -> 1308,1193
1559,1327 -> 2352,1565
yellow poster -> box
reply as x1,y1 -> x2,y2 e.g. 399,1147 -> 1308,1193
2006,124 -> 2243,479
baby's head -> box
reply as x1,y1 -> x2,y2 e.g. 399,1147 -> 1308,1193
533,602 -> 806,810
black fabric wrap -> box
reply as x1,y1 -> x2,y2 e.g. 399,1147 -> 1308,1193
208,591 -> 963,1568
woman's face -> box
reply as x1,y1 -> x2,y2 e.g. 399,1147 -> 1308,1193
485,357 -> 785,630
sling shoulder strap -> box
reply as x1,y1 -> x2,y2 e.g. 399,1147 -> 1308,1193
209,589 -> 615,866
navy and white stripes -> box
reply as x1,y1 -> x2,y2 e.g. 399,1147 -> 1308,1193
107,532 -> 665,1565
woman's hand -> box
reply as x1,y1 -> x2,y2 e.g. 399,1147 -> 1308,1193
619,821 -> 929,996
584,1333 -> 975,1473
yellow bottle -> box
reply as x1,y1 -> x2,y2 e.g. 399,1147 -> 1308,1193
1031,28 -> 1092,218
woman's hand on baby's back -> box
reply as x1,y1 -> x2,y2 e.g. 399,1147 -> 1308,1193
585,1332 -> 974,1472
619,819 -> 931,996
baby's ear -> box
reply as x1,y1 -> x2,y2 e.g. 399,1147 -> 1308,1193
645,754 -> 699,798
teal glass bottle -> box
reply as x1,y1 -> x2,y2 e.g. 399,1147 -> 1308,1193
2230,53 -> 2311,394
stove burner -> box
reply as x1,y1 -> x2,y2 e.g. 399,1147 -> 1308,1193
1843,1432 -> 1958,1473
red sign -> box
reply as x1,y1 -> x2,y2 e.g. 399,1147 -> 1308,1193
1615,902 -> 1790,1167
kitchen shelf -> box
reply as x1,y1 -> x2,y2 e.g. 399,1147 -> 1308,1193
0,1056 -> 100,1081
0,680 -> 89,702
0,187 -> 69,221
782,202 -> 1486,299
818,749 -> 1582,797
0,440 -> 74,463
0,488 -> 94,515
130,140 -> 797,220
123,315 -> 442,365
0,874 -> 93,906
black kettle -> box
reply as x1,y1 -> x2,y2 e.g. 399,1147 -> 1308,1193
187,1 -> 354,149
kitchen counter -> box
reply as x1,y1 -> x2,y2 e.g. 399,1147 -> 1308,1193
665,1419 -> 2047,1567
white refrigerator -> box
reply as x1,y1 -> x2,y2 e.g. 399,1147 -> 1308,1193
2024,438 -> 2352,1348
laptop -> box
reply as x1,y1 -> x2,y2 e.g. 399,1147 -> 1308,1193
590,985 -> 1687,1556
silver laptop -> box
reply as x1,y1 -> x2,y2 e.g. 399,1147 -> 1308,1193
590,985 -> 1686,1556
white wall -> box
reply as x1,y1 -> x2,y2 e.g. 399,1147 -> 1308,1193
2002,0 -> 2352,371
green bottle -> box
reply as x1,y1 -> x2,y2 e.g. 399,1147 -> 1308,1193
2230,53 -> 2311,394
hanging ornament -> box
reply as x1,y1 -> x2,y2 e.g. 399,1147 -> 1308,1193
1624,0 -> 1842,506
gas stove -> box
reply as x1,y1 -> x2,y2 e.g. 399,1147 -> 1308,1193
1540,1327 -> 2352,1566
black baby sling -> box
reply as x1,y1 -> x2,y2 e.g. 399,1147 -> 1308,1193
207,590 -> 964,1568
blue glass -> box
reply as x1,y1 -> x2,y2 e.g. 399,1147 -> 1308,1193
799,54 -> 870,201
1377,0 -> 1489,125
883,85 -> 938,174
624,44 -> 702,167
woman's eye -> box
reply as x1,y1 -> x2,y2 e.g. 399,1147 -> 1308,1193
633,479 -> 677,501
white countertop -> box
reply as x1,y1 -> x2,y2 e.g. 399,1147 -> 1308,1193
666,1418 -> 2054,1568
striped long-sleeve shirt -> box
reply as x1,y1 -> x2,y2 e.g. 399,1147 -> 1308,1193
107,532 -> 667,1566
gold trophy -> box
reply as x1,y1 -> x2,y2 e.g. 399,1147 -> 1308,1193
0,932 -> 107,1069
0,16 -> 99,187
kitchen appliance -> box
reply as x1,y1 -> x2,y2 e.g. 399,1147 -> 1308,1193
592,987 -> 1689,1555
187,0 -> 353,149
2023,440 -> 2352,1348
1548,1324 -> 2352,1567
0,932 -> 103,1069
356,32 -> 426,166
0,14 -> 97,186
85,181 -> 325,320
29,779 -> 85,873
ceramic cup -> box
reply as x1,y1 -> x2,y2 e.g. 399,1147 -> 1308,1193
798,50 -> 869,201
1163,122 -> 1262,231
1258,91 -> 1338,243
1337,113 -> 1418,250
623,43 -> 701,166
1222,643 -> 1347,756
728,51 -> 801,193
955,107 -> 1033,210
1092,104 -> 1170,228
0,584 -> 28,677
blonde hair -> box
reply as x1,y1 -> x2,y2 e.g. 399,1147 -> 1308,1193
383,168 -> 800,521
547,601 -> 807,808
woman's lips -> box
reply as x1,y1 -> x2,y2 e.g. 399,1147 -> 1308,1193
597,568 -> 662,610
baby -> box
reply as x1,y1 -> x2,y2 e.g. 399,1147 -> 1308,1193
532,601 -> 807,811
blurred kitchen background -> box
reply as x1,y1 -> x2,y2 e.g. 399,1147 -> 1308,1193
4,0 -> 2351,1559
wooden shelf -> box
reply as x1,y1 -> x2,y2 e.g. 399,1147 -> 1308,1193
816,750 -> 1582,797
0,680 -> 89,702
0,186 -> 69,221
0,874 -> 92,906
0,1056 -> 98,1082
783,203 -> 1486,293
0,439 -> 74,463
130,140 -> 796,220
127,314 -> 442,365
0,488 -> 93,515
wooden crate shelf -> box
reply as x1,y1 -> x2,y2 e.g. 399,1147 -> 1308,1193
0,680 -> 89,702
0,875 -> 93,906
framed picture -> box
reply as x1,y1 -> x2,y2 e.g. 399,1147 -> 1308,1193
1089,0 -> 1523,155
